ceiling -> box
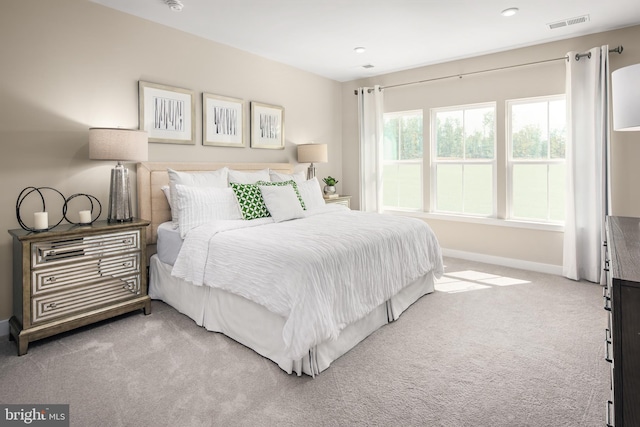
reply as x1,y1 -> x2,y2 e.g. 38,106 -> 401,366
90,0 -> 640,82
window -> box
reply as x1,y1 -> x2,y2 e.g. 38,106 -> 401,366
382,110 -> 423,210
431,103 -> 496,216
507,96 -> 566,223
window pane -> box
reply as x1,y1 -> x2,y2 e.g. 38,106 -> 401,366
383,116 -> 399,161
511,102 -> 549,159
549,100 -> 566,159
512,164 -> 548,220
549,163 -> 565,221
435,111 -> 463,159
400,115 -> 423,160
436,164 -> 463,213
383,163 -> 399,207
383,163 -> 422,210
464,107 -> 495,159
463,165 -> 493,215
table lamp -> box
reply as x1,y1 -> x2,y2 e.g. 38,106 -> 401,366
89,128 -> 148,222
297,143 -> 328,180
612,63 -> 640,131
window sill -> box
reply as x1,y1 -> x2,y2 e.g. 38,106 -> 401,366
383,209 -> 564,232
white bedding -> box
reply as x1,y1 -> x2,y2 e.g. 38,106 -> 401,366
171,204 -> 443,360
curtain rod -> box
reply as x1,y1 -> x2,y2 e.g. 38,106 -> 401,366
354,45 -> 623,94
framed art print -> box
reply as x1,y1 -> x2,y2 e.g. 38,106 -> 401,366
250,102 -> 284,149
203,93 -> 245,147
139,81 -> 195,144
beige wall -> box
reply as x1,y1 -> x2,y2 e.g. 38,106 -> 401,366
0,0 -> 343,320
342,25 -> 640,270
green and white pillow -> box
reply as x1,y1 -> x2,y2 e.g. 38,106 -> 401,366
255,180 -> 306,210
230,182 -> 271,220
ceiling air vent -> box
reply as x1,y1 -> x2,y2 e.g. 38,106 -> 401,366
548,14 -> 590,30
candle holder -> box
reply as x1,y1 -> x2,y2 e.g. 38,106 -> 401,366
16,187 -> 66,232
63,193 -> 102,225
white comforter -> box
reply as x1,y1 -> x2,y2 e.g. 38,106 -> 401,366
172,205 -> 443,359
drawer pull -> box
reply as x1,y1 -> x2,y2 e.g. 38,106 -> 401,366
605,329 -> 613,363
45,276 -> 57,283
606,400 -> 613,427
45,302 -> 58,311
603,290 -> 611,311
123,239 -> 133,245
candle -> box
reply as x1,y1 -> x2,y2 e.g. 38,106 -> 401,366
79,210 -> 91,224
34,212 -> 48,230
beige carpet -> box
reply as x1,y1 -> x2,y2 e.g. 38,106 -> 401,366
0,257 -> 609,426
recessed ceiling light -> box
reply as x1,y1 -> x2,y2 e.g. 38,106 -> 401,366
501,7 -> 518,17
354,47 -> 366,54
165,0 -> 184,11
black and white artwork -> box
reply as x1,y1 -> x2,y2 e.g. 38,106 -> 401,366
139,81 -> 195,144
203,93 -> 245,147
250,102 -> 285,149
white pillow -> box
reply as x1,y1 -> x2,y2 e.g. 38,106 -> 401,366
175,184 -> 242,238
228,169 -> 270,184
297,177 -> 326,210
168,168 -> 229,227
161,185 -> 171,209
259,185 -> 304,223
269,170 -> 306,184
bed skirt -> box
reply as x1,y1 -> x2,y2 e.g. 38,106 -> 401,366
149,254 -> 435,376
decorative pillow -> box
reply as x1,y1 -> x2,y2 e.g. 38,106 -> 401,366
230,182 -> 270,220
161,185 -> 172,209
228,168 -> 270,184
269,169 -> 306,184
255,180 -> 306,210
168,168 -> 229,227
259,185 -> 305,223
297,177 -> 326,210
175,185 -> 242,238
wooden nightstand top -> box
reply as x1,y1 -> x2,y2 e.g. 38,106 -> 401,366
8,218 -> 150,241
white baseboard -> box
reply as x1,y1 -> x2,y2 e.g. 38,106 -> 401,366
0,318 -> 8,338
442,248 -> 563,276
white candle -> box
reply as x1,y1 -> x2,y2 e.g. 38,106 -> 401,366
34,212 -> 48,230
79,210 -> 91,224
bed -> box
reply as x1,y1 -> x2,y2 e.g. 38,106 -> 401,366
137,161 -> 443,376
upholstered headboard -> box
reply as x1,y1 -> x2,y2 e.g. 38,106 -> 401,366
136,161 -> 294,246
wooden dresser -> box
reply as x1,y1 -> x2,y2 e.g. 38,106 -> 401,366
8,218 -> 151,355
604,216 -> 640,426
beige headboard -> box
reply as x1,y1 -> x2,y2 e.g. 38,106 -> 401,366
136,161 -> 294,246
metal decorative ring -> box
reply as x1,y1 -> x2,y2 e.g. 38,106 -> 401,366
63,193 -> 102,225
16,186 -> 66,232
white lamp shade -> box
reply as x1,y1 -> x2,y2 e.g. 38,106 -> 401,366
297,143 -> 328,163
89,128 -> 148,161
612,63 -> 640,131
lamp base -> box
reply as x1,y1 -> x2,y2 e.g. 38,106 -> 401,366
307,163 -> 316,180
108,163 -> 133,222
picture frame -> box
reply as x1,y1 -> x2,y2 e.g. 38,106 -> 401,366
139,81 -> 195,144
203,93 -> 245,147
250,102 -> 285,149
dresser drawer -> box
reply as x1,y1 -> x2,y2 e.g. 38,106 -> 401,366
31,273 -> 141,324
31,230 -> 140,268
31,252 -> 140,295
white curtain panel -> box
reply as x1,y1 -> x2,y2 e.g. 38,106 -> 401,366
357,85 -> 384,213
563,46 -> 611,283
